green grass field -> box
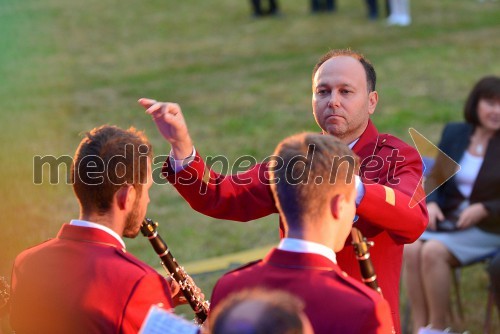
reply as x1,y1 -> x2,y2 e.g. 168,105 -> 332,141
1,0 -> 499,332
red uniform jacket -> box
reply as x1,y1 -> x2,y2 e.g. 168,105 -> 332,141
164,120 -> 428,333
10,224 -> 173,334
210,248 -> 395,334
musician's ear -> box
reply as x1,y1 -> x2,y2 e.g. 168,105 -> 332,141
116,185 -> 136,210
329,194 -> 344,219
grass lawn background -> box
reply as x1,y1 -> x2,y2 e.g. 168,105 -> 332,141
1,0 -> 499,332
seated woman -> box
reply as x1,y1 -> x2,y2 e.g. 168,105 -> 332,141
403,76 -> 500,333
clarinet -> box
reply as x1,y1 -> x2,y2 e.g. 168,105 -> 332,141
140,218 -> 209,324
351,227 -> 382,295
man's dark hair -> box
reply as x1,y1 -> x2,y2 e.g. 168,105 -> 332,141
71,125 -> 152,214
312,49 -> 377,92
464,76 -> 500,126
210,289 -> 306,334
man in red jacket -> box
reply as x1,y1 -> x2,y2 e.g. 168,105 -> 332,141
139,49 -> 428,333
10,126 -> 177,334
209,133 -> 395,333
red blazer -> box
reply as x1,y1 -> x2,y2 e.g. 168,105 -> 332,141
164,120 -> 428,333
10,224 -> 173,334
210,248 -> 395,334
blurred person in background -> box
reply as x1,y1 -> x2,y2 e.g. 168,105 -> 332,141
311,0 -> 336,13
250,0 -> 280,17
386,0 -> 411,26
403,76 -> 500,333
365,0 -> 390,20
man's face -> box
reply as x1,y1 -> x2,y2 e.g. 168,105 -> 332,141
123,159 -> 152,238
312,56 -> 377,144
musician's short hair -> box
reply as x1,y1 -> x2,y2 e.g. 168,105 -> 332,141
269,132 -> 359,227
312,49 -> 377,92
71,125 -> 152,214
209,288 -> 307,334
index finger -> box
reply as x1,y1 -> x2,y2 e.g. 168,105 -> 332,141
138,98 -> 157,109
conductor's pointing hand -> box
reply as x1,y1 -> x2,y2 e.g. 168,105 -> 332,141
138,98 -> 193,159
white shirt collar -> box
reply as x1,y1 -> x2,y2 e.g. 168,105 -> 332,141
348,138 -> 359,149
278,238 -> 336,264
70,219 -> 126,249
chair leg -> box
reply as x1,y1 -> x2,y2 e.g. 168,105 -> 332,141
402,298 -> 411,334
483,288 -> 494,334
447,253 -> 500,332
452,268 -> 465,323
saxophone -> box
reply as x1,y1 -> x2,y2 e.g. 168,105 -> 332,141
140,218 -> 209,324
351,227 -> 382,295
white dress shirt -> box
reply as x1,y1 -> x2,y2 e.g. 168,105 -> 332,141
70,219 -> 126,249
278,238 -> 337,264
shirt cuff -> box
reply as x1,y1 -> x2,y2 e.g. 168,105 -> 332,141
169,147 -> 196,173
355,175 -> 365,206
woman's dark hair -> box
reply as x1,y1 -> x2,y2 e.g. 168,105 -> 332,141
464,76 -> 500,125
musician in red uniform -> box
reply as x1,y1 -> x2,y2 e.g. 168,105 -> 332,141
209,132 -> 395,333
9,126 -> 177,334
139,48 -> 428,333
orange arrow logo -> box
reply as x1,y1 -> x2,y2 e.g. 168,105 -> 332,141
408,128 -> 461,208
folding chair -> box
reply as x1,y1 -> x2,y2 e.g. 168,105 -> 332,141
451,250 -> 500,334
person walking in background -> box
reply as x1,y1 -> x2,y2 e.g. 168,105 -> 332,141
311,0 -> 336,13
365,0 -> 391,20
139,48 -> 428,333
403,76 -> 500,333
209,133 -> 394,333
9,126 -> 180,334
250,0 -> 280,17
386,0 -> 411,26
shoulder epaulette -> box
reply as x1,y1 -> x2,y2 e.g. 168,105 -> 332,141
223,259 -> 263,276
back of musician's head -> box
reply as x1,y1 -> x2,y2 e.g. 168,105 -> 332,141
71,125 -> 152,214
269,132 -> 358,229
209,289 -> 312,334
